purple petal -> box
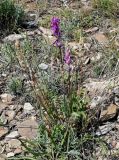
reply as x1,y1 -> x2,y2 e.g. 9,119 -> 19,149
64,48 -> 71,65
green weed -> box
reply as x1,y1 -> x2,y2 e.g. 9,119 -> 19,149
0,0 -> 24,34
8,77 -> 24,95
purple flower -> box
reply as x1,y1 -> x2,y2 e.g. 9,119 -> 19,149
53,38 -> 62,47
51,17 -> 61,37
64,48 -> 71,65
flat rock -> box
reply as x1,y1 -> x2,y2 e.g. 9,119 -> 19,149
93,32 -> 108,44
100,104 -> 117,121
8,139 -> 21,149
6,131 -> 19,140
17,118 -> 38,139
3,34 -> 26,42
96,123 -> 115,136
0,127 -> 8,138
2,30 -> 41,43
84,79 -> 109,96
84,77 -> 119,96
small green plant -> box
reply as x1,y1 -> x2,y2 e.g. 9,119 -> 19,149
0,0 -> 24,34
93,66 -> 102,77
8,77 -> 24,95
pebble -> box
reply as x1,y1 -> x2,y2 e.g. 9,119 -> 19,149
39,63 -> 48,70
6,131 -> 19,140
0,93 -> 14,104
24,102 -> 34,112
0,127 -> 8,138
7,152 -> 15,158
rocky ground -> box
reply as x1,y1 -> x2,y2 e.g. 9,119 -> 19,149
0,0 -> 119,159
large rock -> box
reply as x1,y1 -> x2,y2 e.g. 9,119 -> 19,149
17,118 -> 38,139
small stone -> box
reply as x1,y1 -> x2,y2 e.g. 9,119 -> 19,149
6,131 -> 19,139
0,93 -> 14,104
91,53 -> 102,62
24,102 -> 34,112
94,32 -> 108,44
68,42 -> 82,51
0,127 -> 8,138
39,63 -> 48,70
8,139 -> 21,149
115,142 -> 119,149
113,86 -> 119,95
111,141 -> 117,148
14,148 -> 22,155
100,104 -> 117,121
0,144 -> 5,154
39,27 -> 52,36
84,43 -> 91,51
115,96 -> 119,107
5,110 -> 15,121
7,152 -> 14,158
0,101 -> 8,113
17,118 -> 38,139
0,154 -> 6,160
85,27 -> 99,33
84,57 -> 90,65
1,73 -> 7,77
96,123 -> 115,136
90,96 -> 103,109
27,13 -> 36,21
3,34 -> 26,42
81,6 -> 93,14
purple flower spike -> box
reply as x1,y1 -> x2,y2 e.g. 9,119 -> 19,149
51,17 -> 61,37
64,48 -> 71,65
